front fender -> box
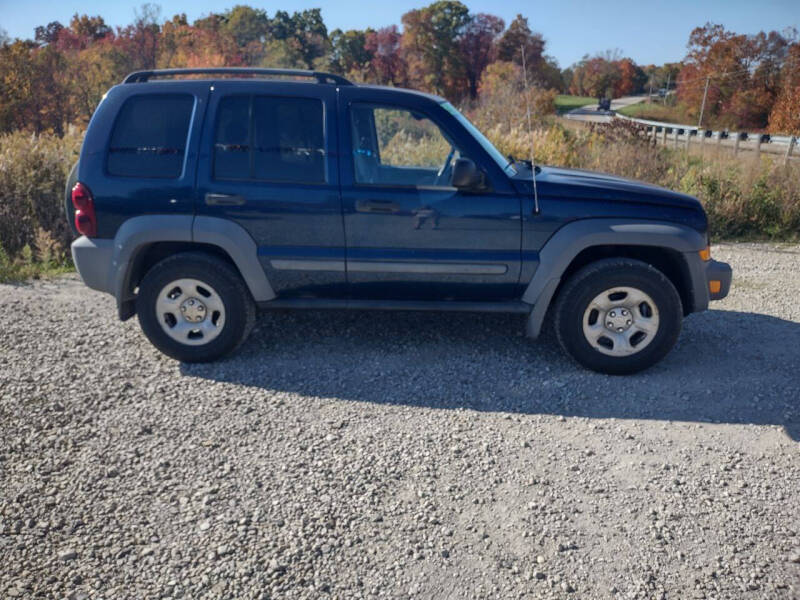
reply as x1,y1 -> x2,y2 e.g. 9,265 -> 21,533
523,219 -> 708,338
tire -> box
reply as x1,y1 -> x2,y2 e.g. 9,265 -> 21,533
553,258 -> 682,375
136,252 -> 256,362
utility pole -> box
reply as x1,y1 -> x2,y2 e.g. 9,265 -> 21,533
664,72 -> 671,104
647,74 -> 653,104
698,76 -> 710,128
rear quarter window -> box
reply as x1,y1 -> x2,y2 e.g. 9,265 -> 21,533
107,94 -> 194,178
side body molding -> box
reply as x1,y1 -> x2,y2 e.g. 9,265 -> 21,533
522,219 -> 708,339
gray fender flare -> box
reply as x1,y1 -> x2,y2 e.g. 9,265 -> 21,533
523,219 -> 707,339
192,216 -> 276,302
111,215 -> 276,317
111,215 -> 194,307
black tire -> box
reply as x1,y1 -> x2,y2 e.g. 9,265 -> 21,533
553,258 -> 682,375
136,252 -> 256,362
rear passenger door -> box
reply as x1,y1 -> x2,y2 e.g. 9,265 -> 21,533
197,82 -> 344,297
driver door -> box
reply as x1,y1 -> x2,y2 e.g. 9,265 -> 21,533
339,94 -> 521,300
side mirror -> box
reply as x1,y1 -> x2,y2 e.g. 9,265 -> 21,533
451,158 -> 485,191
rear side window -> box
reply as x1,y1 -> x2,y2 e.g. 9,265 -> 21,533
107,94 -> 194,178
214,95 -> 325,183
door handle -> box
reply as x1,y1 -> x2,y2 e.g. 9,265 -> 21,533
356,199 -> 400,213
205,193 -> 246,206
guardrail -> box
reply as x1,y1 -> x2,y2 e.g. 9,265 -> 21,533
614,113 -> 797,164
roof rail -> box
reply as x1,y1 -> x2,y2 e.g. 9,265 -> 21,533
123,68 -> 352,85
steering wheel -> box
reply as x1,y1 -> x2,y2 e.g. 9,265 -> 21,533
434,147 -> 456,186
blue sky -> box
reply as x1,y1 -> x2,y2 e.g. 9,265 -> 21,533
0,0 -> 797,67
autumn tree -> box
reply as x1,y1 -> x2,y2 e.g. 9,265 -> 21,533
4,3 -> 588,134
160,14 -> 241,68
402,1 -> 470,99
570,54 -> 621,98
475,61 -> 556,133
459,13 -> 504,99
496,16 -> 544,76
329,29 -> 373,77
365,26 -> 406,86
70,14 -> 112,44
34,22 -> 64,46
0,41 -> 70,133
613,58 -> 645,97
0,41 -> 38,131
117,3 -> 161,70
677,23 -> 796,128
768,42 -> 800,134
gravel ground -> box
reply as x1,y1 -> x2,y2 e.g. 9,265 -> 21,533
1,242 -> 799,600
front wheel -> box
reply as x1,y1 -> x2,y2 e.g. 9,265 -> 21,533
136,252 -> 255,362
553,258 -> 683,375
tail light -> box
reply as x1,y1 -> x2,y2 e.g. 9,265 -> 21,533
71,182 -> 96,237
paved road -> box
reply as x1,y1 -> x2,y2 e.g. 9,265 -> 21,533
564,96 -> 646,123
1,243 -> 799,599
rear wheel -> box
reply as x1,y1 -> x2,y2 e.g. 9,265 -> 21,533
553,258 -> 682,374
136,252 -> 255,362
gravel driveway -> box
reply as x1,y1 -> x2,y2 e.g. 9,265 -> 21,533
1,243 -> 799,599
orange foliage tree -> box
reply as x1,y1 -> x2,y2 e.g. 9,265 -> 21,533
677,23 -> 795,130
768,43 -> 800,134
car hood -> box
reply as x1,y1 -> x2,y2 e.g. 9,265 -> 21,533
516,165 -> 702,211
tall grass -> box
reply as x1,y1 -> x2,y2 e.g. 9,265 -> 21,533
0,129 -> 81,281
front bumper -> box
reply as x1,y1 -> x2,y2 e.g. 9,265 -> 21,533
706,258 -> 732,301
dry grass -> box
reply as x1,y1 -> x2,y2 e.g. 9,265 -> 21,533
0,129 -> 81,280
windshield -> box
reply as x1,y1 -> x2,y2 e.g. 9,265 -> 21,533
440,102 -> 516,176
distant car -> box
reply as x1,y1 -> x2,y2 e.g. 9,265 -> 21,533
66,68 -> 731,374
597,98 -> 612,111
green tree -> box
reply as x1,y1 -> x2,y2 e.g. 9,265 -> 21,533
401,1 -> 470,99
328,29 -> 373,75
225,5 -> 269,47
495,14 -> 545,78
266,9 -> 328,69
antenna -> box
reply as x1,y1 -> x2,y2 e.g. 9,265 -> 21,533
520,44 -> 540,214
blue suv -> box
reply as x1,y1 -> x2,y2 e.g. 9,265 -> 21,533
67,68 -> 731,374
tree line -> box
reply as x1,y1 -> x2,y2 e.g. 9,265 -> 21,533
0,3 -> 798,135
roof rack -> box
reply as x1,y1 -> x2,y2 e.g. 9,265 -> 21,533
123,68 -> 352,85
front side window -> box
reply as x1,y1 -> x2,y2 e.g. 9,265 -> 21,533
214,95 -> 325,183
350,104 -> 462,187
107,94 -> 194,178
440,102 -> 515,176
